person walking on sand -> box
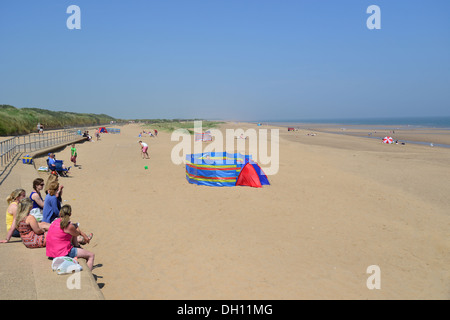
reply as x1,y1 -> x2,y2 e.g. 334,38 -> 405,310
70,144 -> 77,167
139,141 -> 150,159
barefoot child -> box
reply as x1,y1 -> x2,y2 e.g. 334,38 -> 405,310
70,144 -> 77,166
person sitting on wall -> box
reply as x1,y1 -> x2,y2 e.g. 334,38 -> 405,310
47,153 -> 57,172
82,131 -> 92,141
47,153 -> 69,176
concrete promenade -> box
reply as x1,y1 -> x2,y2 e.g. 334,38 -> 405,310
0,137 -> 104,300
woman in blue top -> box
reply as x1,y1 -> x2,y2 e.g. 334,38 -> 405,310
42,181 -> 61,224
29,178 -> 45,222
30,178 -> 45,208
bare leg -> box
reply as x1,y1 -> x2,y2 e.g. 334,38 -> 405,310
77,248 -> 95,270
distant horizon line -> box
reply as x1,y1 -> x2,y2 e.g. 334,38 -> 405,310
207,115 -> 450,129
210,115 -> 450,122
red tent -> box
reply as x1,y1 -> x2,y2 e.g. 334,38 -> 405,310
99,127 -> 108,133
236,162 -> 270,188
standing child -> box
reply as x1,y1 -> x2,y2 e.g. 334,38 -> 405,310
70,144 -> 77,167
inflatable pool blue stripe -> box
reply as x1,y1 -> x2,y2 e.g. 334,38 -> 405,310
186,173 -> 238,187
186,165 -> 241,178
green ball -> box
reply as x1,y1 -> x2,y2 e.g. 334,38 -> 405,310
144,166 -> 148,170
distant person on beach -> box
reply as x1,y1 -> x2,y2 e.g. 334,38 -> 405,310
9,198 -> 50,248
29,178 -> 45,222
95,129 -> 100,141
154,129 -> 158,137
70,144 -> 77,167
42,181 -> 62,224
46,205 -> 95,271
2,189 -> 26,242
139,141 -> 150,159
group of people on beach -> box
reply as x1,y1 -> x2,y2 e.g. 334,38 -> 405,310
82,131 -> 93,141
1,152 -> 96,271
138,129 -> 157,159
82,129 -> 102,142
139,129 -> 158,138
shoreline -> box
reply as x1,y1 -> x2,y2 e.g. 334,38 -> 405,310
251,122 -> 450,148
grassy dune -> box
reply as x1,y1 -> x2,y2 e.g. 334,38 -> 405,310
141,120 -> 223,134
0,104 -> 221,136
0,105 -> 116,136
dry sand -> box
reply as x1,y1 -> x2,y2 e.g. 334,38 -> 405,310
29,122 -> 450,299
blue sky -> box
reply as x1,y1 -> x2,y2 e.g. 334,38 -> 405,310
1,0 -> 449,121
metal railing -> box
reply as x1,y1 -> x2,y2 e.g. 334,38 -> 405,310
0,129 -> 80,169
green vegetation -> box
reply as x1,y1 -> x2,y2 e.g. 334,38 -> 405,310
0,105 -> 116,136
140,119 -> 223,134
0,104 -> 222,136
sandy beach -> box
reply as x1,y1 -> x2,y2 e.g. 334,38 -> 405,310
25,122 -> 450,299
270,122 -> 450,147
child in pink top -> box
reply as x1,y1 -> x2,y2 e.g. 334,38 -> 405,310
45,205 -> 95,270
